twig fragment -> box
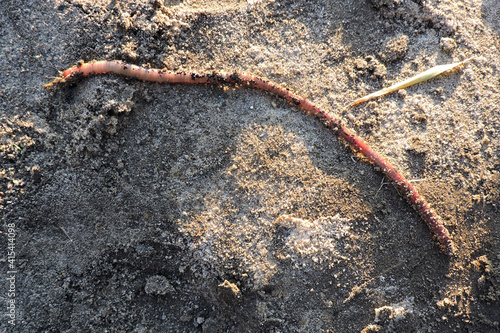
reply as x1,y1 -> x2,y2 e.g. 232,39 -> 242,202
348,57 -> 474,107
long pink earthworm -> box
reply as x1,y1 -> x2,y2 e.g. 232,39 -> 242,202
45,60 -> 455,255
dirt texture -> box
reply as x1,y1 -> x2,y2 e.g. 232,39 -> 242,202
1,0 -> 500,332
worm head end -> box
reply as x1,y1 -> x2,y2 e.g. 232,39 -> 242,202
43,77 -> 67,89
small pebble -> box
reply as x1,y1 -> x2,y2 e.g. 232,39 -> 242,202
440,37 -> 457,52
145,275 -> 175,295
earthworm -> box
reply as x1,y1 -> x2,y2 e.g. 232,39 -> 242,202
45,60 -> 455,255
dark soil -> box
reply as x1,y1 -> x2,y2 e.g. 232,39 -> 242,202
1,0 -> 499,332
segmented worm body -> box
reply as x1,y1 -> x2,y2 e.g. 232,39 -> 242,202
45,60 -> 455,255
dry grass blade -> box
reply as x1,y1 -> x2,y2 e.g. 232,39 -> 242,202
348,57 -> 474,107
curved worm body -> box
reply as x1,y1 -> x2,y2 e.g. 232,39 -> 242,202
45,60 -> 455,255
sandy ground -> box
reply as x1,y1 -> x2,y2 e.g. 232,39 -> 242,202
1,0 -> 499,331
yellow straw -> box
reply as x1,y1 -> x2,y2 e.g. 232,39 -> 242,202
349,57 -> 474,107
